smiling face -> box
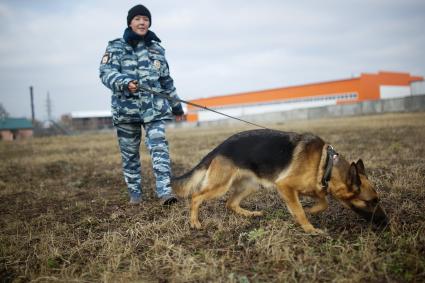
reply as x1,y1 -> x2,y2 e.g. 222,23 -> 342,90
129,15 -> 150,36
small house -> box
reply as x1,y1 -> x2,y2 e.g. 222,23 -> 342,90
0,118 -> 34,141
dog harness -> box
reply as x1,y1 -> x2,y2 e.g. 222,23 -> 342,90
321,145 -> 339,190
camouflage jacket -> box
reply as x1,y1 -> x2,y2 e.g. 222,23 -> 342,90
99,35 -> 181,125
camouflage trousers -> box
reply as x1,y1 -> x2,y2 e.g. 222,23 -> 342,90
115,120 -> 172,200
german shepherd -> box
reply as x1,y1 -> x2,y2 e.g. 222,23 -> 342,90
172,129 -> 388,233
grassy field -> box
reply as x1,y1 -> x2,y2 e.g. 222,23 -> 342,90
1,112 -> 424,282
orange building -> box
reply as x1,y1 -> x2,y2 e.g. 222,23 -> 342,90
186,71 -> 423,122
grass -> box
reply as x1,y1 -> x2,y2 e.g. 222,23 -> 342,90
1,112 -> 424,282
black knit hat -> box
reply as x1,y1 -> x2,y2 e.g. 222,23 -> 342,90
127,4 -> 151,27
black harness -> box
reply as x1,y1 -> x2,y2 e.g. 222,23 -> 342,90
321,145 -> 339,190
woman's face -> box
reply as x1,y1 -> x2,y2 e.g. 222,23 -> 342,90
130,15 -> 150,36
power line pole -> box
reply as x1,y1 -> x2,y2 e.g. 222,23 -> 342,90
30,86 -> 35,124
46,91 -> 52,121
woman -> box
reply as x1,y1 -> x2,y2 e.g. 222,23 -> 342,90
99,4 -> 183,205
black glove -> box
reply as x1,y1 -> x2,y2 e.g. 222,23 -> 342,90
172,104 -> 184,116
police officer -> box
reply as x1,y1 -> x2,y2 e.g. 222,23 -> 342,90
99,4 -> 183,205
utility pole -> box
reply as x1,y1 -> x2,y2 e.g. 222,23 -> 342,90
46,91 -> 52,122
30,86 -> 35,124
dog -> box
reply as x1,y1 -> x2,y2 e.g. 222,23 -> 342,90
172,129 -> 388,233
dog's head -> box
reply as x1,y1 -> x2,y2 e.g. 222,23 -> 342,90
330,159 -> 388,226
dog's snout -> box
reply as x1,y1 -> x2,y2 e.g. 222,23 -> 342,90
351,203 -> 388,226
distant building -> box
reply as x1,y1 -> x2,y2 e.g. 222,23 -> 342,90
186,71 -> 424,122
64,111 -> 113,132
63,109 -> 186,132
0,118 -> 33,141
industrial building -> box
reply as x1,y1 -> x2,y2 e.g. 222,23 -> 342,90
63,111 -> 113,132
64,71 -> 424,130
186,71 -> 424,122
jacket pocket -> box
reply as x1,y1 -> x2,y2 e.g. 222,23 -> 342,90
153,96 -> 171,115
112,94 -> 140,121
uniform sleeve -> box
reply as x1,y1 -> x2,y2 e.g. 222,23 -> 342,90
99,41 -> 134,94
159,55 -> 183,109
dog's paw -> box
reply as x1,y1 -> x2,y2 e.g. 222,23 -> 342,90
302,224 -> 325,235
306,207 -> 320,214
251,211 -> 264,217
310,228 -> 325,235
190,220 -> 202,229
306,205 -> 327,215
243,210 -> 264,217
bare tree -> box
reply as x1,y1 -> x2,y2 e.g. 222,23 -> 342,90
0,103 -> 9,119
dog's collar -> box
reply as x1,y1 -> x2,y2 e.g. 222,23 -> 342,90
321,145 -> 339,191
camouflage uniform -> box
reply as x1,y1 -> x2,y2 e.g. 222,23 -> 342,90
99,31 -> 182,201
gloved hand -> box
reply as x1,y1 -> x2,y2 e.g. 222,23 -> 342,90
172,104 -> 184,116
128,80 -> 139,93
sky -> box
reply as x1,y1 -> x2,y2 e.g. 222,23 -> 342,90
0,0 -> 424,120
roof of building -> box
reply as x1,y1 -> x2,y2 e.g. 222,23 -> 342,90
71,110 -> 112,118
0,118 -> 33,130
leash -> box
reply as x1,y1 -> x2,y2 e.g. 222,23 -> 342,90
138,84 -> 339,191
137,85 -> 271,130
138,84 -> 340,190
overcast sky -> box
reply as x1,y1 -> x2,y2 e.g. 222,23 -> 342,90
0,0 -> 424,120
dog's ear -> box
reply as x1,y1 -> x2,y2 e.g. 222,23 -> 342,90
356,159 -> 365,175
348,162 -> 361,193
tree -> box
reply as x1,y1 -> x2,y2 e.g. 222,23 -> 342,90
0,103 -> 9,120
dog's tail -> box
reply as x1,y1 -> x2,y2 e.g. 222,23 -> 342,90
172,168 -> 207,198
171,150 -> 217,198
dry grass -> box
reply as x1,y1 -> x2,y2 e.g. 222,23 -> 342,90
1,112 -> 424,282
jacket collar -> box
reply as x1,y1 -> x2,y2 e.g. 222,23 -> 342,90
123,27 -> 161,47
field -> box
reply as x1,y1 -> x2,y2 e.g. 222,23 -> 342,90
1,112 -> 425,282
